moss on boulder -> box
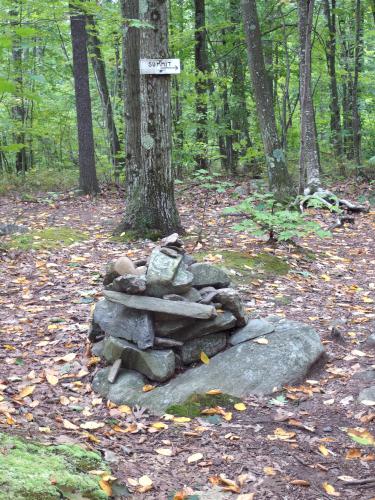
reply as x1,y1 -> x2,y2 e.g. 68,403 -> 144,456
0,432 -> 109,500
166,392 -> 242,418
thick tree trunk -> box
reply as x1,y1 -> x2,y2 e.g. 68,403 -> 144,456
298,0 -> 321,193
195,0 -> 209,170
241,0 -> 291,197
323,0 -> 342,159
70,4 -> 99,194
86,14 -> 124,182
119,0 -> 181,235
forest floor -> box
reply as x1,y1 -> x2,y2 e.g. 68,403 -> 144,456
0,180 -> 374,500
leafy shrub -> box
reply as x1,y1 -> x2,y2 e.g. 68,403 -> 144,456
223,192 -> 331,242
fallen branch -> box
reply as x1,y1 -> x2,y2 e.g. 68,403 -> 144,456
341,477 -> 375,487
328,215 -> 355,230
297,188 -> 369,214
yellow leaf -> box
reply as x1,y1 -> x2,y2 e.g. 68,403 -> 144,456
118,405 -> 132,414
363,297 -> 374,303
59,353 -> 77,362
83,432 -> 101,443
39,426 -> 51,433
223,412 -> 232,421
45,372 -> 59,386
237,495 -> 255,500
60,396 -> 70,406
234,402 -> 247,411
16,385 -> 35,400
253,337 -> 269,344
155,448 -> 173,456
187,452 -> 203,463
321,274 -> 331,282
206,389 -> 222,395
138,475 -> 153,487
200,351 -> 210,364
80,421 -> 105,430
319,445 -> 330,456
151,422 -> 168,430
142,384 -> 155,392
63,419 -> 78,430
263,466 -> 276,476
99,479 -> 112,496
173,417 -> 191,423
323,482 -> 340,496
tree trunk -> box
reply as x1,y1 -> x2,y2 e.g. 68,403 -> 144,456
10,3 -> 28,174
241,0 -> 291,197
70,3 -> 99,194
298,0 -> 321,193
322,0 -> 342,159
119,0 -> 182,235
86,14 -> 124,182
195,0 -> 209,170
352,0 -> 363,165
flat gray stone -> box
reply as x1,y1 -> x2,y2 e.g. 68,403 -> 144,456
102,337 -> 175,382
190,263 -> 230,289
182,253 -> 196,266
163,294 -> 186,301
181,288 -> 201,302
215,288 -> 247,327
105,274 -> 146,294
171,264 -> 194,294
104,291 -> 217,319
358,386 -> 375,405
91,340 -> 104,357
353,369 -> 375,382
168,311 -> 237,342
0,223 -> 28,236
92,368 -> 145,403
161,233 -> 183,247
366,333 -> 375,347
229,319 -> 275,346
154,316 -> 195,337
146,248 -> 182,297
93,299 -> 154,350
179,333 -> 227,364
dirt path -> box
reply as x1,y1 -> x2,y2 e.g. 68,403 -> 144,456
0,183 -> 374,499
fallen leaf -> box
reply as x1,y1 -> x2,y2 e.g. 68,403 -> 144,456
99,479 -> 112,496
234,402 -> 247,411
187,452 -> 203,464
200,351 -> 210,364
263,466 -> 276,476
142,384 -> 155,392
319,445 -> 330,456
290,479 -> 310,487
206,389 -> 222,395
118,405 -> 132,414
138,475 -> 153,493
322,482 -> 340,496
155,448 -> 173,456
15,385 -> 35,400
63,419 -> 78,430
173,417 -> 191,423
150,422 -> 168,430
253,337 -> 269,344
345,448 -> 362,460
237,495 -> 255,500
268,427 -> 296,441
45,372 -> 59,386
347,428 -> 375,446
80,421 -> 105,430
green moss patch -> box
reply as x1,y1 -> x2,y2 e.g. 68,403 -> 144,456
167,393 -> 242,418
195,250 -> 290,284
9,227 -> 89,250
0,432 -> 109,500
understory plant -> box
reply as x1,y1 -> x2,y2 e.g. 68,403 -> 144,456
223,192 -> 331,242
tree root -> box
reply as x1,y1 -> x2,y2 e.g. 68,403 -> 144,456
297,188 -> 369,214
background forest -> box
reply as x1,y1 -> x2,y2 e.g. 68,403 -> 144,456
0,0 -> 374,195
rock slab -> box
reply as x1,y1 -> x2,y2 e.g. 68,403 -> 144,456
190,263 -> 230,289
229,318 -> 275,346
93,319 -> 325,413
93,299 -> 154,350
179,332 -> 227,364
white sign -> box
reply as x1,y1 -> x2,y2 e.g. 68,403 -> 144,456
140,58 -> 181,75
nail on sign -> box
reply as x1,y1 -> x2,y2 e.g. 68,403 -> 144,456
140,59 -> 181,75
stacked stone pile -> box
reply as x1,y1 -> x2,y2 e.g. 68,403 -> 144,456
90,233 -> 250,384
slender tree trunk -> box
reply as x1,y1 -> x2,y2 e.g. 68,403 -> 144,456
70,3 -> 99,194
298,0 -> 321,193
11,3 -> 27,173
86,14 -> 124,182
352,0 -> 363,165
195,0 -> 209,170
323,0 -> 342,159
119,0 -> 181,235
241,0 -> 291,197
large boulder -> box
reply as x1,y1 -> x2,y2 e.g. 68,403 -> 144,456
93,299 -> 154,350
102,337 -> 175,382
93,319 -> 325,413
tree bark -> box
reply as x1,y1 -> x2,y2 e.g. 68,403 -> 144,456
322,0 -> 342,159
86,14 -> 124,182
241,0 -> 291,197
119,0 -> 182,235
195,0 -> 209,170
298,0 -> 321,193
352,0 -> 363,165
70,3 -> 99,194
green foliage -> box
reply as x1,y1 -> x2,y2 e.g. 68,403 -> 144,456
192,169 -> 234,193
0,168 -> 78,195
223,192 -> 331,242
0,432 -> 109,500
